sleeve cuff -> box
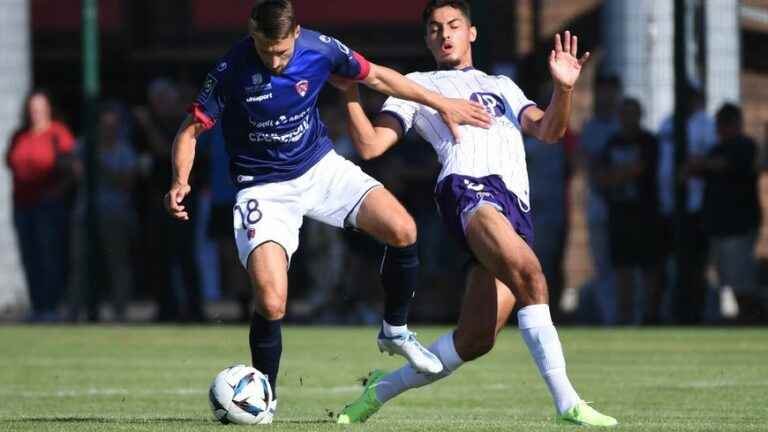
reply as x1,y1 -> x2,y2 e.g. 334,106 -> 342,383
352,51 -> 371,81
380,110 -> 408,134
517,103 -> 537,126
187,103 -> 215,130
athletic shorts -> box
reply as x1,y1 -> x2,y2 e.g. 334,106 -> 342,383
233,150 -> 381,267
434,173 -> 534,251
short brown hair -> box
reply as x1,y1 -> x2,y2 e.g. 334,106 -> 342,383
250,0 -> 297,40
422,0 -> 472,27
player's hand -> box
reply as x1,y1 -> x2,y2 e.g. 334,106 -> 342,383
164,182 -> 192,221
549,31 -> 591,92
437,97 -> 492,144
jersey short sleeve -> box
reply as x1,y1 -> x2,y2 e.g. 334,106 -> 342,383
321,35 -> 371,81
190,54 -> 235,129
379,72 -> 423,134
498,76 -> 536,125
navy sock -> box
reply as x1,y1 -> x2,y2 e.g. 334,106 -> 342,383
380,243 -> 419,326
249,313 -> 282,398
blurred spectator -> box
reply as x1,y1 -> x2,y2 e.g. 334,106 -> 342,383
578,74 -> 621,324
97,103 -> 139,320
69,102 -> 138,322
133,78 -> 205,322
597,98 -> 664,324
6,90 -> 77,322
685,103 -> 762,323
199,124 -> 252,322
525,82 -> 576,321
658,91 -> 717,323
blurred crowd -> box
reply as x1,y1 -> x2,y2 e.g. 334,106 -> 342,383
6,74 -> 768,325
575,76 -> 765,325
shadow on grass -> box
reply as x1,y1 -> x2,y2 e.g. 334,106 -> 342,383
6,417 -> 206,424
6,417 -> 335,425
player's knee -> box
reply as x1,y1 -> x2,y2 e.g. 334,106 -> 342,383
252,280 -> 287,320
455,329 -> 496,361
460,335 -> 496,361
255,297 -> 286,320
387,216 -> 417,247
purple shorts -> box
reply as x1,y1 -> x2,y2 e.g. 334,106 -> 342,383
434,174 -> 534,251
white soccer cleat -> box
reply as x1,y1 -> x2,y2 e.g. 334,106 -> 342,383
377,329 -> 444,374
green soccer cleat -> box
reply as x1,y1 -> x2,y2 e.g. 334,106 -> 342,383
337,370 -> 387,424
557,401 -> 618,427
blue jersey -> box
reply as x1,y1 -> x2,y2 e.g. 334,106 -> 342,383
191,28 -> 370,188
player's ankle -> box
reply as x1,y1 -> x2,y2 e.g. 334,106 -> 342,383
382,321 -> 408,337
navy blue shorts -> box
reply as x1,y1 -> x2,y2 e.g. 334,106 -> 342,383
434,174 -> 534,252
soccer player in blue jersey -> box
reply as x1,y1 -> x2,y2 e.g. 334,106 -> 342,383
163,0 -> 491,422
335,0 -> 617,427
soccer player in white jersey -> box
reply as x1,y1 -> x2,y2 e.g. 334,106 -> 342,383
335,0 -> 617,426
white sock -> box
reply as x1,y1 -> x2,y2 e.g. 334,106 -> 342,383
375,332 -> 463,403
382,321 -> 408,337
518,304 -> 581,414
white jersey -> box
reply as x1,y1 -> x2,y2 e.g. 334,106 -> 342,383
381,68 -> 536,207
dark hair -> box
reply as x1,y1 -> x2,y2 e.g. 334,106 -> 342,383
422,0 -> 472,26
716,103 -> 742,127
18,89 -> 56,133
250,0 -> 297,40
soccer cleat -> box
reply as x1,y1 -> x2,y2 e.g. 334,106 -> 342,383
557,401 -> 618,427
337,370 -> 387,424
257,398 -> 278,424
377,329 -> 444,374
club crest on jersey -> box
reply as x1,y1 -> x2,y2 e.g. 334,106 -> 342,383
464,179 -> 485,191
247,227 -> 256,240
470,92 -> 506,117
295,80 -> 309,97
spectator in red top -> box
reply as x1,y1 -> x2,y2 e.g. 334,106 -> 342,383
6,90 -> 77,321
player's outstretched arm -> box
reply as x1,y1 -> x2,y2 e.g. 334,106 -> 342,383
164,115 -> 207,221
522,31 -> 590,143
334,81 -> 403,160
329,76 -> 401,159
360,63 -> 491,142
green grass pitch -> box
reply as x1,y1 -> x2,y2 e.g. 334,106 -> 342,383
1,325 -> 766,431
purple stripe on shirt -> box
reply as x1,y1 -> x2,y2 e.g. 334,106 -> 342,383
517,103 -> 537,125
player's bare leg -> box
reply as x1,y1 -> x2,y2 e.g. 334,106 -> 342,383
454,265 -> 516,361
465,205 -> 616,426
338,265 -> 515,423
246,241 -> 288,421
355,187 -> 443,374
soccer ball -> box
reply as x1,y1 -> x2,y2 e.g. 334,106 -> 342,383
208,365 -> 273,425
